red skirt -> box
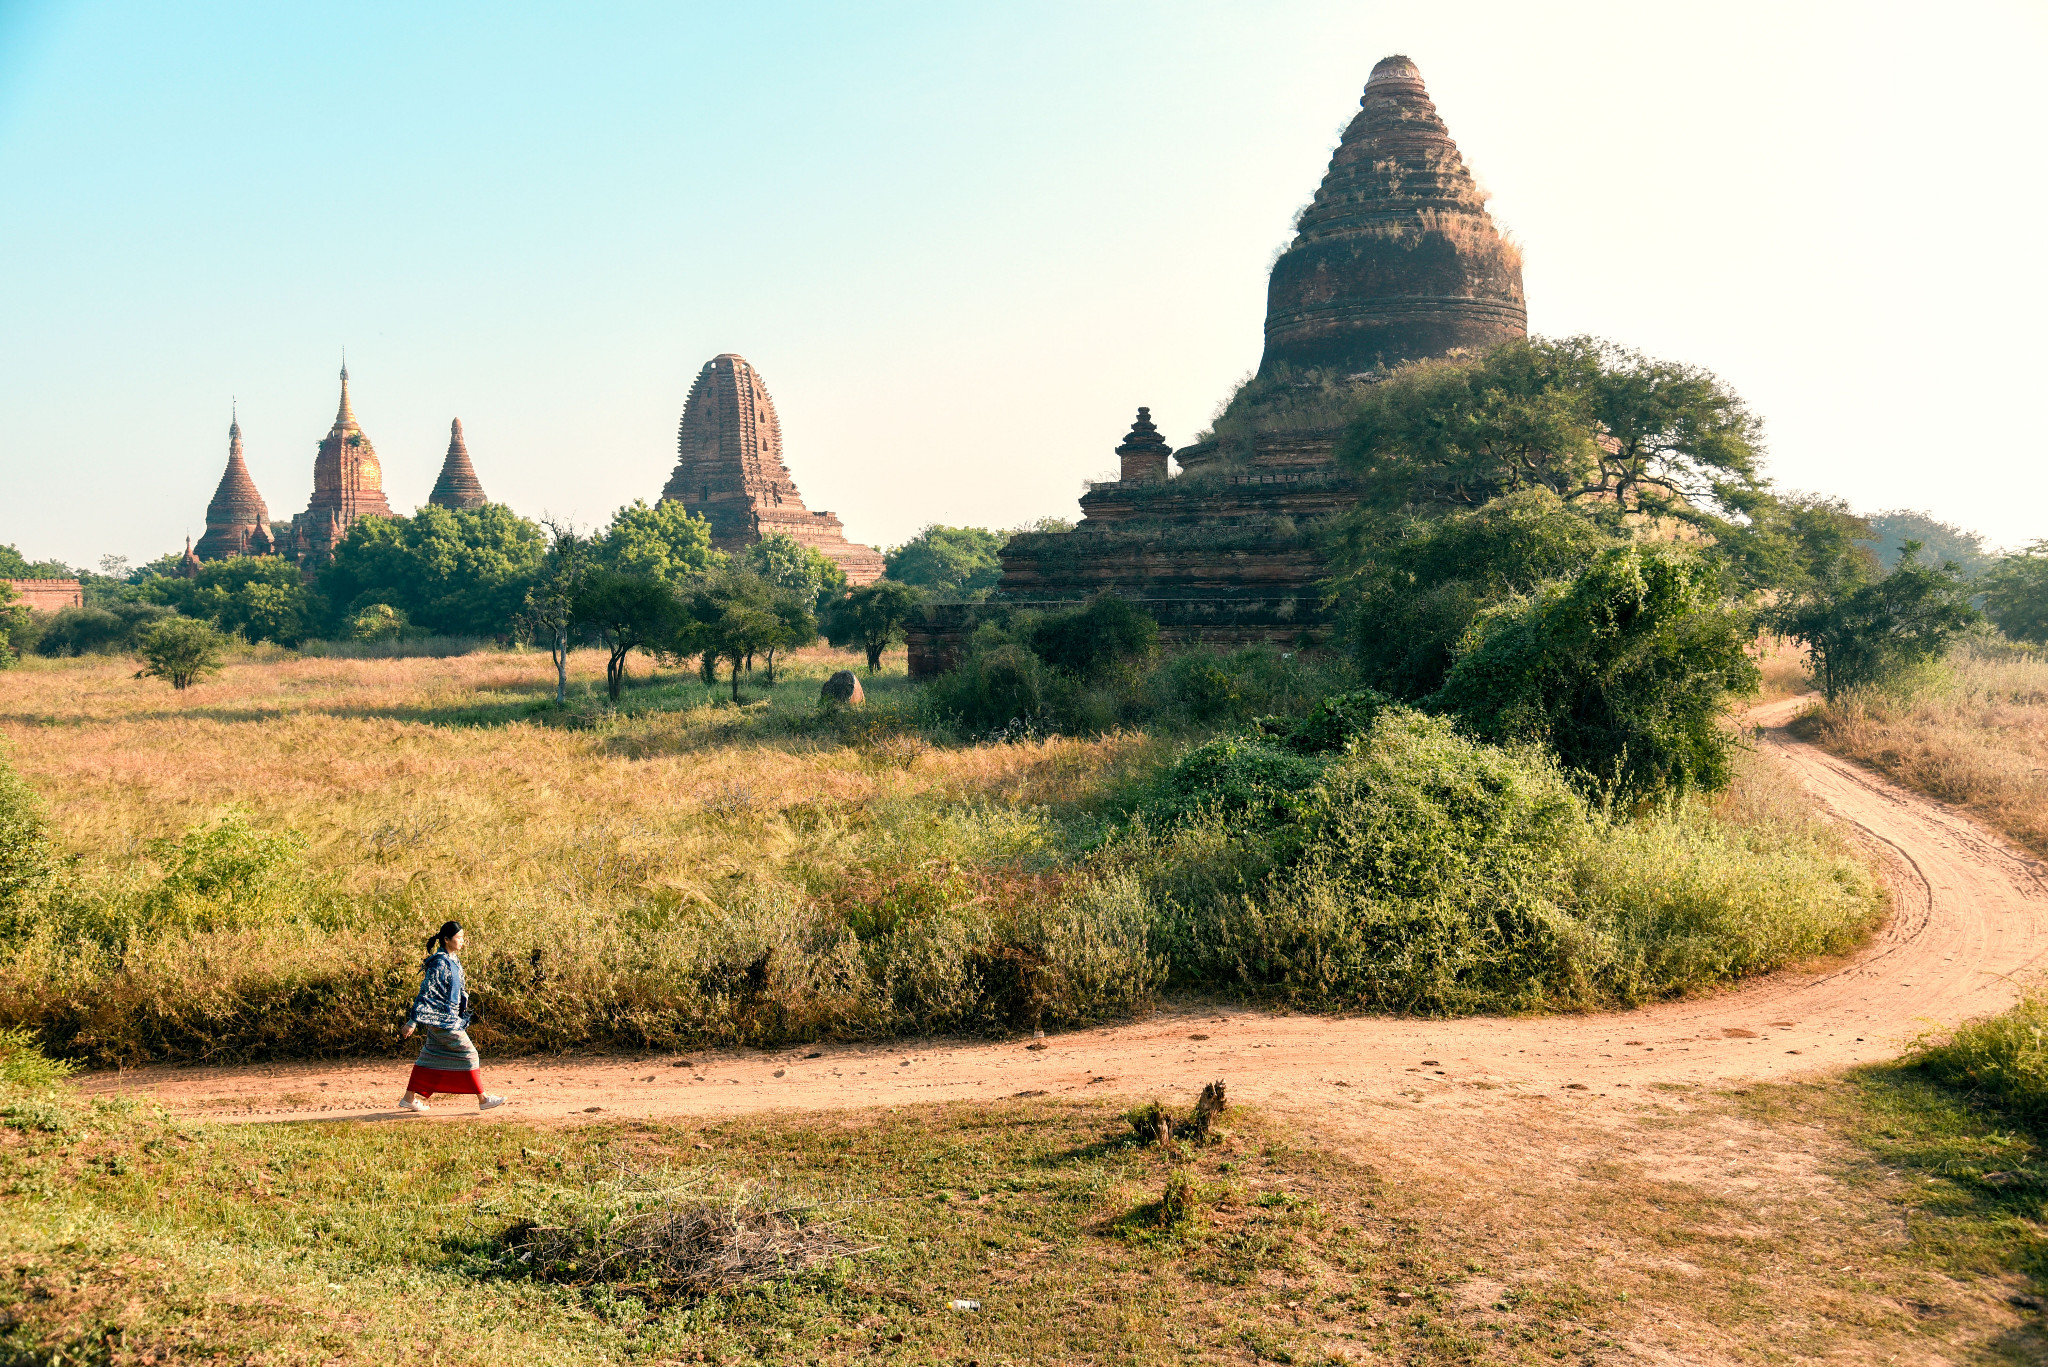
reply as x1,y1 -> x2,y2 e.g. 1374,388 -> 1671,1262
407,1065 -> 484,1097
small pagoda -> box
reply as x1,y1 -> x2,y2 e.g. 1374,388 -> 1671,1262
428,418 -> 489,510
194,408 -> 276,560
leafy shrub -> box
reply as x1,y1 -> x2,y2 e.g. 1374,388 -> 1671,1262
1147,735 -> 1329,827
0,757 -> 51,921
1333,489 -> 1619,698
348,602 -> 422,642
1139,689 -> 1390,829
1120,706 -> 1880,1015
1909,989 -> 2048,1126
1028,596 -> 1158,678
0,1026 -> 76,1091
1774,541 -> 1981,699
0,1026 -> 79,1132
1434,543 -> 1758,803
920,643 -> 1059,736
34,602 -> 174,656
144,811 -> 308,932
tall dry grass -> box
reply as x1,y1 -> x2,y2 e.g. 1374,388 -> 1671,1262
0,646 -> 1165,1062
1795,642 -> 2048,856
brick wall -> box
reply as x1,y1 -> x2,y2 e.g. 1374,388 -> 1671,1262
4,579 -> 83,612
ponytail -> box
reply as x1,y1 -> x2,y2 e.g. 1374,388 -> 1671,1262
422,920 -> 463,967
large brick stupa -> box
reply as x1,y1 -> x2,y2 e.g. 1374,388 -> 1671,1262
1258,54 -> 1525,379
909,56 -> 1525,675
659,354 -> 884,584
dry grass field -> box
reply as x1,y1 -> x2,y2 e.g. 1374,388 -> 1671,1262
1796,643 -> 2048,857
0,644 -> 1142,866
0,641 -> 1885,1066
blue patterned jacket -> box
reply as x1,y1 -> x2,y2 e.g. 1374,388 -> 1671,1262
407,951 -> 472,1030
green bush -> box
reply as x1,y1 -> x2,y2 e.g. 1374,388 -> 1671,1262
1147,735 -> 1329,828
921,643 -> 1058,736
348,603 -> 422,643
1434,543 -> 1758,803
1029,596 -> 1158,679
0,757 -> 51,925
0,1026 -> 77,1091
34,602 -> 174,656
1909,990 -> 2048,1126
1119,706 -> 1881,1015
1333,490 -> 1619,698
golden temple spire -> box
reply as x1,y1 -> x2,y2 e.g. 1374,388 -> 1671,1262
334,361 -> 356,430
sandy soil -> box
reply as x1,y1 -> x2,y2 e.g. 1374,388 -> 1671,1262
83,696 -> 2048,1128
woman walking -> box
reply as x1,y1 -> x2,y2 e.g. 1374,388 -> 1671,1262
398,921 -> 505,1114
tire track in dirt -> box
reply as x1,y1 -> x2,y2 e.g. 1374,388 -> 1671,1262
87,696 -> 2048,1125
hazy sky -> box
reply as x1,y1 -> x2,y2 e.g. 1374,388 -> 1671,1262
2,1 -> 2042,568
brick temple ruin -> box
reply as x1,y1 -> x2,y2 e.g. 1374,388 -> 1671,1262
187,367 -> 494,570
907,55 -> 1526,677
658,353 -> 884,584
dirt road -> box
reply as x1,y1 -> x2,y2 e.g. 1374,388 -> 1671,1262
85,696 -> 2048,1126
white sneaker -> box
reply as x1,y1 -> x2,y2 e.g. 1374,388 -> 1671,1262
478,1095 -> 506,1112
397,1096 -> 431,1114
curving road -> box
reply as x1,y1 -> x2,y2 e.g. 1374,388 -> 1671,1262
86,697 -> 2048,1124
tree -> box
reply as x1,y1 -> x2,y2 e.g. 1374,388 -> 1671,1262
0,544 -> 73,578
1707,493 -> 1875,602
144,557 -> 318,645
1981,541 -> 2048,645
681,571 -> 798,701
823,580 -> 923,673
758,587 -> 817,685
685,570 -> 817,694
0,583 -> 29,669
885,525 -> 1007,599
742,533 -> 846,611
1859,509 -> 1993,576
574,570 -> 683,702
518,522 -> 591,706
321,504 -> 545,638
134,616 -> 228,691
1331,489 -> 1619,698
1433,544 -> 1759,804
595,500 -> 726,587
1339,337 -> 1766,526
1774,543 -> 1981,699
